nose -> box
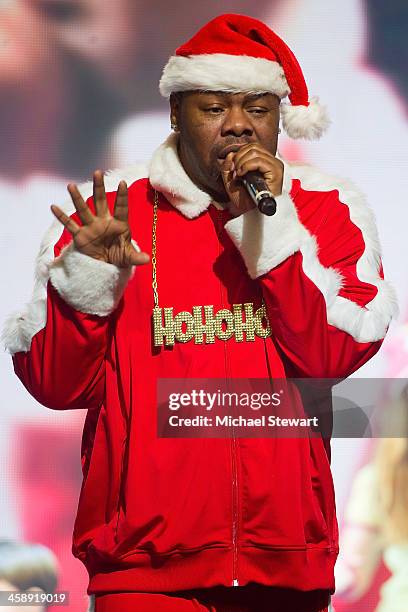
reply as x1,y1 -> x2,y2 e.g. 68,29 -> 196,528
221,106 -> 253,137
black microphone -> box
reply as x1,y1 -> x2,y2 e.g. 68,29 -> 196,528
240,171 -> 277,216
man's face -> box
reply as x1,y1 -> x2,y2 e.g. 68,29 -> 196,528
171,90 -> 280,202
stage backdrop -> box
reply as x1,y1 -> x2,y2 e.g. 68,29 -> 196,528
1,1 -> 407,610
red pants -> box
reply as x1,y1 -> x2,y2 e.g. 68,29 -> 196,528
94,584 -> 331,611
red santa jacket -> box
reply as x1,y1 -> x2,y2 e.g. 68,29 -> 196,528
2,133 -> 397,597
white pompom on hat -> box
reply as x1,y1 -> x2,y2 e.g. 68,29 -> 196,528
159,13 -> 330,140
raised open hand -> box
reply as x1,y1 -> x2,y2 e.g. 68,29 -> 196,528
50,170 -> 150,268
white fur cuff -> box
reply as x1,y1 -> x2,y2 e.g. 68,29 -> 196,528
49,241 -> 138,317
224,190 -> 305,279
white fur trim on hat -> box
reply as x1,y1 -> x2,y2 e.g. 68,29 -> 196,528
159,53 -> 290,98
281,96 -> 331,140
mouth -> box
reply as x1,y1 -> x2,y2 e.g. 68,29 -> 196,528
216,143 -> 247,160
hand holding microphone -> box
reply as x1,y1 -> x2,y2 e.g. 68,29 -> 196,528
240,171 -> 277,216
220,143 -> 284,217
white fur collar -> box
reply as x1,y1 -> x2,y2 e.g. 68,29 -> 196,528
148,132 -> 212,219
148,131 -> 290,219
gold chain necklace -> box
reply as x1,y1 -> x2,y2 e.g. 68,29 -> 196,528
151,189 -> 271,347
152,189 -> 160,309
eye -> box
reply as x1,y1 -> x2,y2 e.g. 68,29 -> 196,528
248,108 -> 268,115
204,107 -> 224,114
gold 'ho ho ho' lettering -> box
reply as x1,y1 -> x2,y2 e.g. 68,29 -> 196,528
153,302 -> 271,346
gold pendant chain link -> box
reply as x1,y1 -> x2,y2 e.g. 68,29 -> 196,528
152,189 -> 159,308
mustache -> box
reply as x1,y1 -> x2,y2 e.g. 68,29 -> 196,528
210,138 -> 254,181
212,138 -> 253,159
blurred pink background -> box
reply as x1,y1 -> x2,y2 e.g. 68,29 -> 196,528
1,1 -> 407,610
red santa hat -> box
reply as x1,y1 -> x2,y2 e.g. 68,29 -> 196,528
159,14 -> 330,140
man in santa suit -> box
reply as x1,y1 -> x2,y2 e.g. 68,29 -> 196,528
2,13 -> 397,612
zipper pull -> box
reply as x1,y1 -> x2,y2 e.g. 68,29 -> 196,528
233,579 -> 239,586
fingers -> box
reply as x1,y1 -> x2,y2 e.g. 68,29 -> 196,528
232,142 -> 271,165
113,181 -> 128,223
233,145 -> 277,176
220,153 -> 240,198
220,151 -> 235,183
127,247 -> 150,267
235,155 -> 278,177
67,183 -> 94,225
93,170 -> 109,217
50,204 -> 81,236
231,148 -> 284,196
220,152 -> 253,212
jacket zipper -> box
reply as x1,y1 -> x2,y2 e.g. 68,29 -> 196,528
231,431 -> 239,586
216,208 -> 240,587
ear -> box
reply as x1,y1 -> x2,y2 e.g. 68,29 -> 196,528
169,92 -> 181,127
